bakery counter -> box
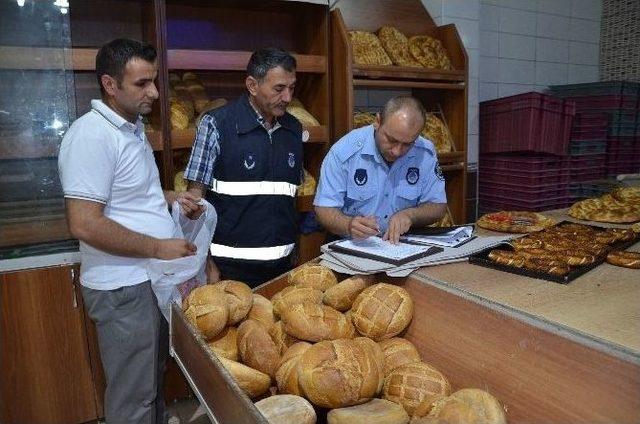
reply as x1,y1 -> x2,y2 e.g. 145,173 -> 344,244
170,264 -> 640,424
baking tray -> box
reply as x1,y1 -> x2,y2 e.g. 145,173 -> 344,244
468,222 -> 639,284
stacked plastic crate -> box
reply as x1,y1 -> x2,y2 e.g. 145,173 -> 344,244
548,82 -> 640,198
478,92 -> 575,213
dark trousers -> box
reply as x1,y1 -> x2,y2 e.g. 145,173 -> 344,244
82,281 -> 168,424
214,253 -> 295,288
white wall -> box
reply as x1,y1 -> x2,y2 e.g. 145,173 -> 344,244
479,0 -> 602,103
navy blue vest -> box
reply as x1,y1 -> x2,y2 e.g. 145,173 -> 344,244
205,95 -> 303,253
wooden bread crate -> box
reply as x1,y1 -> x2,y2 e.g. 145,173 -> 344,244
170,267 -> 640,424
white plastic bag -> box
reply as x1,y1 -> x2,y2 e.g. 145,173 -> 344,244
148,199 -> 217,321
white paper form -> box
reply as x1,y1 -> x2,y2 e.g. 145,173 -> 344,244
329,236 -> 440,264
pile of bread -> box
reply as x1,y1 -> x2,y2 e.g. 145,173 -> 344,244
568,186 -> 640,224
349,26 -> 452,70
488,222 -> 640,275
297,169 -> 317,197
168,72 -> 227,130
182,263 -> 507,424
352,111 -> 453,154
286,99 -> 321,129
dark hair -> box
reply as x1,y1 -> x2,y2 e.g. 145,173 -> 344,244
95,38 -> 157,94
246,48 -> 297,81
381,96 -> 427,127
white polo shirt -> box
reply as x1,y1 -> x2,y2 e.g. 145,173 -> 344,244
58,99 -> 175,290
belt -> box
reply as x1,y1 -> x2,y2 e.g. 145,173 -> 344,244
210,242 -> 295,261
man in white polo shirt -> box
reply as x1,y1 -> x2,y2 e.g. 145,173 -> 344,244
58,39 -> 202,424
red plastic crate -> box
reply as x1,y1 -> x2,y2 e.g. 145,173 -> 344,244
479,184 -> 568,202
570,128 -> 608,140
570,95 -> 638,111
479,154 -> 567,171
479,169 -> 570,186
480,92 -> 575,155
568,154 -> 606,169
570,167 -> 607,182
607,163 -> 640,176
572,112 -> 609,128
479,194 -> 571,212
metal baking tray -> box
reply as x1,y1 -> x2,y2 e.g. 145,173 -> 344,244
468,222 -> 639,284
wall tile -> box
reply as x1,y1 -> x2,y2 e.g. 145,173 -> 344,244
498,83 -> 536,97
570,18 -> 600,43
499,33 -> 536,60
479,82 -> 499,101
481,0 -> 499,5
441,17 -> 480,49
467,134 -> 479,166
443,0 -> 479,19
468,77 -> 479,107
536,38 -> 569,62
499,8 -> 537,35
480,56 -> 500,82
498,58 -> 535,84
535,61 -> 568,85
480,30 -> 499,57
480,3 -> 499,31
534,84 -> 549,92
568,64 -> 599,83
468,48 -> 480,78
536,13 -> 571,39
496,0 -> 537,11
468,104 -> 479,135
353,89 -> 368,109
367,89 -> 411,108
536,0 -> 572,16
421,0 -> 443,19
569,41 -> 600,65
571,0 -> 602,20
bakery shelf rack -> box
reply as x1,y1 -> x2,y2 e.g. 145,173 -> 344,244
330,0 -> 468,224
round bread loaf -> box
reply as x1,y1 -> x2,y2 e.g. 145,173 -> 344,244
351,283 -> 414,341
207,326 -> 238,361
323,274 -> 375,312
281,302 -> 355,342
423,388 -> 506,424
269,320 -> 300,355
383,362 -> 451,416
298,338 -> 384,408
354,337 -> 386,394
182,285 -> 229,340
272,285 -> 323,317
247,293 -> 276,330
217,356 -> 270,398
327,398 -> 410,424
288,263 -> 338,292
237,319 -> 281,378
255,394 -> 317,424
214,280 -> 253,325
275,341 -> 312,395
378,337 -> 421,376
195,98 -> 227,125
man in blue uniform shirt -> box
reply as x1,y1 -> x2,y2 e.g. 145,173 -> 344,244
314,96 -> 447,244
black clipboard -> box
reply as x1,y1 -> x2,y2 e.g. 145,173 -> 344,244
328,239 -> 444,266
400,225 -> 476,248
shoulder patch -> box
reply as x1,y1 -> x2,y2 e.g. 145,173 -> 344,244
334,136 -> 366,163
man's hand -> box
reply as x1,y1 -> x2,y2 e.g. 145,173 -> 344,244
153,238 -> 197,260
349,215 -> 380,239
175,191 -> 204,220
383,210 -> 412,244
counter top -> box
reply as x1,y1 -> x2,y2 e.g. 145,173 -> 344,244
0,250 -> 80,273
416,209 -> 640,356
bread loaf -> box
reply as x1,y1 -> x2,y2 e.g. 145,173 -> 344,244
255,394 -> 317,424
378,338 -> 421,376
298,338 -> 383,408
281,302 -> 354,342
217,356 -> 271,398
383,362 -> 451,415
351,283 -> 414,341
272,285 -> 323,318
323,274 -> 374,311
195,98 -> 227,126
275,341 -> 312,396
237,319 -> 281,378
247,293 -> 276,330
214,280 -> 253,325
269,320 -> 300,354
354,337 -> 386,394
422,388 -> 506,424
288,263 -> 338,292
207,326 -> 238,361
327,398 -> 410,424
182,285 -> 229,340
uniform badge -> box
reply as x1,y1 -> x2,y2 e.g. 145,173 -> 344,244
406,167 -> 419,185
435,162 -> 445,181
288,152 -> 295,168
354,168 -> 368,186
243,153 -> 256,170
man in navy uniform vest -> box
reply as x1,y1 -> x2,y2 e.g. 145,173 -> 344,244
184,48 -> 302,287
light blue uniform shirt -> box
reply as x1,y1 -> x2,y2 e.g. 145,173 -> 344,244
314,125 -> 447,233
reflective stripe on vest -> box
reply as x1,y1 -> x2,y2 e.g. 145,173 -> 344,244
210,179 -> 297,197
210,242 -> 295,261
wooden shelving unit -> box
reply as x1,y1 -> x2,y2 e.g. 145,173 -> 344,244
330,0 -> 468,224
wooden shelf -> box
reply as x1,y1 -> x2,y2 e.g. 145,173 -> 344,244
167,50 -> 327,73
353,64 -> 465,82
438,150 -> 465,164
296,195 -> 315,212
353,78 -> 465,90
145,129 -> 164,151
0,46 -> 96,70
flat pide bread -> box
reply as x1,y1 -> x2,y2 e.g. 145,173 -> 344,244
377,26 -> 422,67
349,31 -> 393,66
476,211 -> 555,233
421,112 -> 453,153
408,35 -> 452,70
568,192 -> 640,224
